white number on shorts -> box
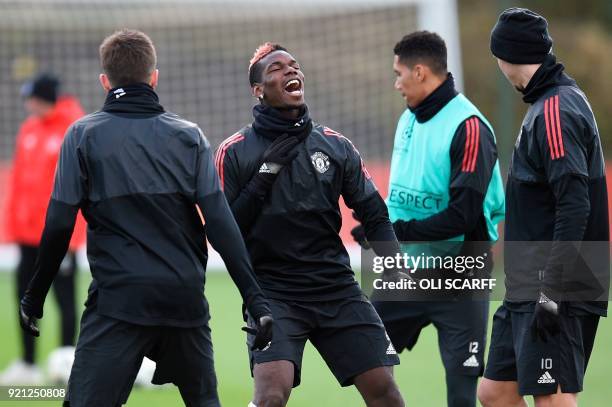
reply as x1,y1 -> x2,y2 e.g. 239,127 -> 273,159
541,358 -> 553,370
469,341 -> 479,354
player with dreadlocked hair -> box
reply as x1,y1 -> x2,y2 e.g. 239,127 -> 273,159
216,42 -> 406,406
248,43 -> 287,89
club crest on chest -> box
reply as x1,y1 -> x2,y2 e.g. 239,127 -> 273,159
310,151 -> 330,174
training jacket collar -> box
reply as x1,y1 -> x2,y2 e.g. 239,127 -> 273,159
521,54 -> 576,104
410,73 -> 458,123
252,103 -> 313,141
102,83 -> 165,114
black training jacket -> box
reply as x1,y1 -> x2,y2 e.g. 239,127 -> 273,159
504,56 -> 609,315
217,121 -> 397,301
22,84 -> 270,327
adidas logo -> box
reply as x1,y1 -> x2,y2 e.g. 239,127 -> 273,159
386,342 -> 397,355
260,341 -> 272,352
259,163 -> 271,173
537,371 -> 556,384
462,355 -> 479,367
113,88 -> 126,99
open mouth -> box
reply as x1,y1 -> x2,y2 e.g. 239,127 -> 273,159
283,79 -> 303,96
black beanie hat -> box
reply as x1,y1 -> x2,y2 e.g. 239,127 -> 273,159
490,8 -> 553,64
20,73 -> 60,103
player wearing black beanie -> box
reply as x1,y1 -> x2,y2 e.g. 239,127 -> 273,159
479,8 -> 609,407
490,7 -> 553,64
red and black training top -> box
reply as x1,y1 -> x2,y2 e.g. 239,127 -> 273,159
216,108 -> 398,302
504,55 -> 609,315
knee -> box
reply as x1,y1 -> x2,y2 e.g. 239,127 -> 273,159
368,379 -> 404,406
381,385 -> 404,406
477,381 -> 497,407
534,394 -> 573,407
253,361 -> 294,407
533,397 -> 552,407
254,388 -> 290,407
254,386 -> 291,407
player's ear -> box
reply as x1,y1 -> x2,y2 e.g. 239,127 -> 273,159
149,69 -> 159,89
413,64 -> 425,82
99,74 -> 112,91
252,84 -> 264,102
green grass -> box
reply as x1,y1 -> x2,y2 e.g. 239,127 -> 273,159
0,271 -> 610,406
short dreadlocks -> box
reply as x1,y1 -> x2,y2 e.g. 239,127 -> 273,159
248,42 -> 287,86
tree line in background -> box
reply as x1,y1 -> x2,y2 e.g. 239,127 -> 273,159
459,0 -> 611,162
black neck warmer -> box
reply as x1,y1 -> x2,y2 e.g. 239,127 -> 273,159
102,83 -> 165,115
252,104 -> 313,141
410,73 -> 459,123
521,54 -> 576,104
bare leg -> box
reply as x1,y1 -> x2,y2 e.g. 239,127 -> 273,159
478,378 -> 527,407
353,366 -> 404,407
534,386 -> 577,407
252,361 -> 294,407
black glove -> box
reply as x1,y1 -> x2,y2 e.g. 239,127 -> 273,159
350,211 -> 371,250
530,292 -> 560,343
246,134 -> 301,200
392,219 -> 413,242
242,315 -> 274,351
19,303 -> 40,337
260,133 -> 300,174
350,224 -> 372,250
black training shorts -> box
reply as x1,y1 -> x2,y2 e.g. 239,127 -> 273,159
484,303 -> 599,396
374,299 -> 489,377
246,295 -> 400,387
65,305 -> 219,407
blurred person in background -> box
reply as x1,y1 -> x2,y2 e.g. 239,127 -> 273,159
0,73 -> 85,385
